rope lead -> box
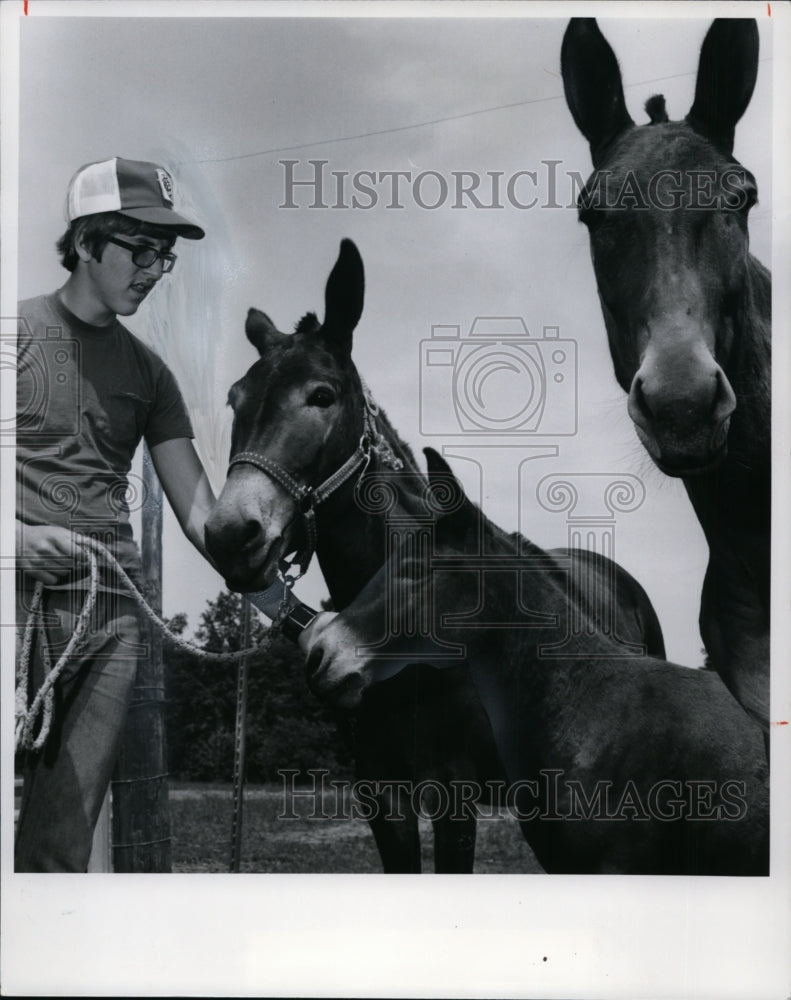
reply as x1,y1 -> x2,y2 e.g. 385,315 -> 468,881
15,535 -> 283,754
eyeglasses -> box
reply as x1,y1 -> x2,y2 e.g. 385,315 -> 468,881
106,236 -> 177,273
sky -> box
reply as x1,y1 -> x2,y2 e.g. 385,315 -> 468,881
10,9 -> 773,665
1,4 -> 787,997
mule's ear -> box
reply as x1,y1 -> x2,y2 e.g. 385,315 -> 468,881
686,19 -> 759,156
322,238 -> 365,356
423,448 -> 476,520
561,18 -> 634,166
245,308 -> 278,355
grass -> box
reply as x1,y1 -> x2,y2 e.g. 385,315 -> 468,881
169,781 -> 544,874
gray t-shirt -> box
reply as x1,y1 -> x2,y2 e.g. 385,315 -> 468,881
17,292 -> 193,578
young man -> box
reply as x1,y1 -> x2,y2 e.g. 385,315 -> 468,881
15,157 -> 217,871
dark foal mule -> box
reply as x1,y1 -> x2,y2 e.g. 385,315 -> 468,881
561,19 -> 771,736
304,449 -> 769,875
205,239 -> 665,872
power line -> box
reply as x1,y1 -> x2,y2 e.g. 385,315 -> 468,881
192,59 -> 769,168
195,93 -> 559,166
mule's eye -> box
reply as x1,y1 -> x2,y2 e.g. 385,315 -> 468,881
307,387 -> 336,408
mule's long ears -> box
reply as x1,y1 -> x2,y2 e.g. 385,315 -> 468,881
686,19 -> 759,155
245,307 -> 279,355
561,18 -> 634,166
322,238 -> 365,356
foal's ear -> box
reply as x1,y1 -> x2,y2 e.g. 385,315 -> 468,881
424,447 -> 456,481
686,19 -> 759,156
423,448 -> 457,484
424,448 -> 476,520
245,308 -> 279,355
322,238 -> 365,356
561,18 -> 634,166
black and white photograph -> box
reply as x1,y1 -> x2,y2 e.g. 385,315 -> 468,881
1,1 -> 789,996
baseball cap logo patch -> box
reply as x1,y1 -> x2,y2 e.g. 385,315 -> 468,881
156,168 -> 174,205
65,157 -> 204,239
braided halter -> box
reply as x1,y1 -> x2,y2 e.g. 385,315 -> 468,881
227,383 -> 402,584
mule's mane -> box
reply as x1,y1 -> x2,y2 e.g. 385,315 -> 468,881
294,312 -> 320,334
370,404 -> 421,475
727,254 -> 772,466
645,94 -> 669,125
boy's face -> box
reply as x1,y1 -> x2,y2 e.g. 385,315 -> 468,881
81,231 -> 176,318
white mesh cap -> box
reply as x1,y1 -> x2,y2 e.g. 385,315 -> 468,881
65,157 -> 204,239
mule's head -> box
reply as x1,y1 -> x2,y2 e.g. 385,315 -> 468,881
304,449 -> 488,710
561,19 -> 760,475
204,239 -> 366,591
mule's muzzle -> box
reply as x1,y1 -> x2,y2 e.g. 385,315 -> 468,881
204,512 -> 263,555
631,417 -> 732,477
204,512 -> 284,592
627,357 -> 736,476
299,611 -> 368,711
653,429 -> 730,477
305,645 -> 367,711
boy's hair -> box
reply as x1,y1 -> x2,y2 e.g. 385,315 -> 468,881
55,212 -> 177,272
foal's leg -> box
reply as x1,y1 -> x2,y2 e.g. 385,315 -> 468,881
353,680 -> 426,873
432,811 -> 476,873
366,788 -> 422,874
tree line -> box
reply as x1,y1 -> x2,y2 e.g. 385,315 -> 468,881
164,592 -> 354,783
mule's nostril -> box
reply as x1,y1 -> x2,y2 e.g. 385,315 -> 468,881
711,369 -> 737,423
204,515 -> 263,560
629,377 -> 654,425
239,518 -> 262,547
305,644 -> 325,682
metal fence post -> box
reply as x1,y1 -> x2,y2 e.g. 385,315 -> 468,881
230,598 -> 251,872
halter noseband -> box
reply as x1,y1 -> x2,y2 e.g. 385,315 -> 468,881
227,383 -> 402,584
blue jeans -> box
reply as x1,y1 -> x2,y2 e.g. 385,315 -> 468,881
15,583 -> 141,872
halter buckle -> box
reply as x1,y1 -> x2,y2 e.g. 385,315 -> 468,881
298,488 -> 316,514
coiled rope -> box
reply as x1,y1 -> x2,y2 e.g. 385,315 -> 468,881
15,534 -> 283,754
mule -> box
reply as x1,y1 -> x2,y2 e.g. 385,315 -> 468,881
303,448 -> 769,875
205,239 -> 665,872
560,18 -> 771,737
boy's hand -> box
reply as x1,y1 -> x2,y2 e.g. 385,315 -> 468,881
16,522 -> 83,586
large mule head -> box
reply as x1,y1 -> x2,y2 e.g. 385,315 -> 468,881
561,19 -> 760,475
204,239 -> 366,591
